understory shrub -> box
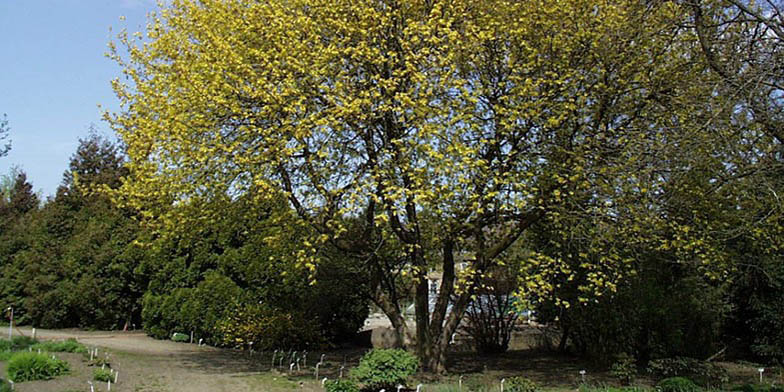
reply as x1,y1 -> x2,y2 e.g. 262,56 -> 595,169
31,339 -> 86,353
506,376 -> 539,392
325,379 -> 360,392
142,272 -> 243,345
611,353 -> 638,385
648,357 -> 728,388
218,303 -> 323,349
0,379 -> 10,392
351,349 -> 418,391
6,352 -> 69,382
656,377 -> 700,392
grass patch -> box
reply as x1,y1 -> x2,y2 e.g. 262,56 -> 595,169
0,336 -> 38,352
31,338 -> 87,353
244,373 -> 299,390
6,351 -> 69,382
0,336 -> 40,362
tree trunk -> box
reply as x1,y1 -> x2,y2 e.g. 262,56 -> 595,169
414,261 -> 431,368
372,282 -> 413,348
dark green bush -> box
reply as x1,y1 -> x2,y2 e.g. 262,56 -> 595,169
656,377 -> 700,392
648,357 -> 728,388
142,272 -> 245,345
0,379 -> 11,392
6,352 -> 69,382
506,376 -> 538,392
31,339 -> 86,353
351,349 -> 418,391
326,379 -> 360,392
93,368 -> 114,382
611,353 -> 637,385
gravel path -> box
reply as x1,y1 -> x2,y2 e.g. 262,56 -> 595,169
5,327 -> 329,392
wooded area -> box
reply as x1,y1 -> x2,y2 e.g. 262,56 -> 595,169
1,0 -> 783,375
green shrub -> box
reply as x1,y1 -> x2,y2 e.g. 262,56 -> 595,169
6,352 -> 69,382
171,332 -> 189,342
142,273 -> 245,345
31,339 -> 87,353
93,368 -> 114,382
611,353 -> 637,385
656,377 -> 700,392
0,379 -> 11,392
326,379 -> 360,392
648,358 -> 728,388
506,376 -> 538,392
218,303 -> 323,350
351,349 -> 418,391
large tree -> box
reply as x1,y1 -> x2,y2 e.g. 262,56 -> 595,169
109,0 -> 719,371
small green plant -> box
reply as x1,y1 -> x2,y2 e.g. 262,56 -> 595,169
6,352 -> 69,382
326,379 -> 360,392
171,332 -> 189,343
88,356 -> 111,368
506,376 -> 538,392
0,379 -> 11,392
351,349 -> 418,391
611,353 -> 637,385
31,339 -> 87,353
656,377 -> 700,392
94,368 -> 114,383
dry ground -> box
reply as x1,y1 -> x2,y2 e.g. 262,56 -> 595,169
0,326 -> 775,392
3,327 -> 360,392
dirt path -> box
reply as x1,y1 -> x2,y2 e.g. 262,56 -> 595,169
6,327 -> 337,392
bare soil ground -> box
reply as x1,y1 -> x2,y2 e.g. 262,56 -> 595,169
4,327 -> 361,392
0,326 -> 774,392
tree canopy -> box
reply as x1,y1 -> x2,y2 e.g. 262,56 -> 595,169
107,0 -> 782,371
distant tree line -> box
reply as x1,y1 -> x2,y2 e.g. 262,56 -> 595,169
0,134 -> 368,349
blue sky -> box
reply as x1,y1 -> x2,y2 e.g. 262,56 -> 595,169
0,1 -> 161,197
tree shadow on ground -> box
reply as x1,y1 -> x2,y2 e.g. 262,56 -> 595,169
173,346 -> 368,379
